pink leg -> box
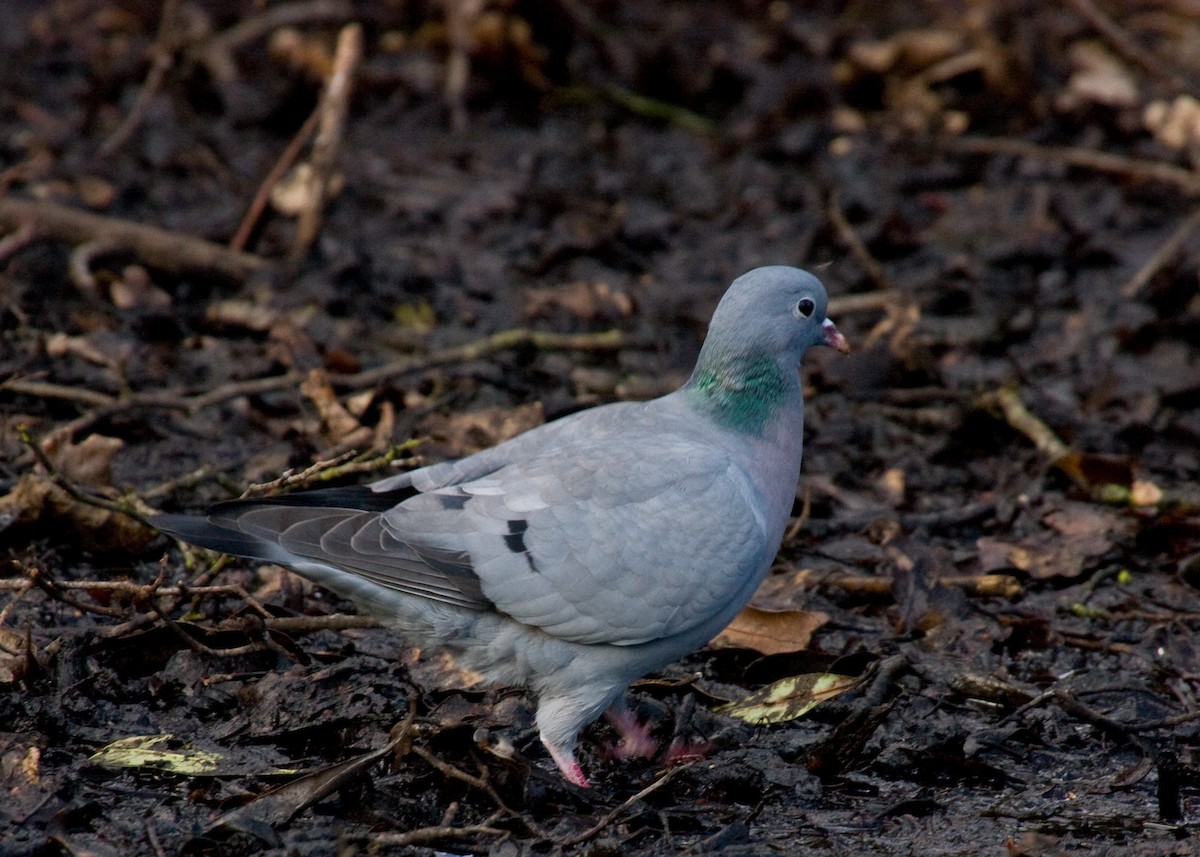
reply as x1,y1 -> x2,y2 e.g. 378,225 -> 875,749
545,742 -> 590,788
605,701 -> 659,760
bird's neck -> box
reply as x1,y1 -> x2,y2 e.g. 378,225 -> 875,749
684,346 -> 796,435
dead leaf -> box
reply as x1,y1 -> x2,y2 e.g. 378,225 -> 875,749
206,298 -> 281,331
711,606 -> 828,656
718,673 -> 863,725
1144,95 -> 1200,151
40,431 -> 123,488
416,402 -> 544,460
0,627 -> 27,684
1058,41 -> 1137,111
0,473 -> 154,553
301,368 -> 363,446
89,734 -> 297,777
1,736 -> 50,824
524,280 -> 634,321
976,501 -> 1132,579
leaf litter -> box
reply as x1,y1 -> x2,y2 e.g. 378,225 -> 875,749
2,1 -> 1200,854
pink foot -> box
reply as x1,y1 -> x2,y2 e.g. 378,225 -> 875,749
605,705 -> 660,760
546,743 -> 590,788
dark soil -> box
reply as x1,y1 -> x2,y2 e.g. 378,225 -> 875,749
3,1 -> 1200,855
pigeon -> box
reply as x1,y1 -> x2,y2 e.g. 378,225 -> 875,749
154,266 -> 848,788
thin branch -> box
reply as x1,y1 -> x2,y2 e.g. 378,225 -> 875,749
946,136 -> 1200,194
291,22 -> 362,262
560,762 -> 694,846
367,813 -> 506,849
187,0 -> 354,83
0,197 -> 268,280
1118,204 -> 1200,298
827,187 -> 892,291
3,328 -> 627,416
1063,0 -> 1189,92
231,108 -> 321,252
99,0 -> 185,156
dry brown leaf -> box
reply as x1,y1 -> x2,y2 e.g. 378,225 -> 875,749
1058,41 -> 1137,111
0,474 -> 154,553
300,369 -> 362,446
524,280 -> 633,321
711,605 -> 828,656
976,502 -> 1132,579
416,402 -> 544,460
40,431 -> 123,488
1144,95 -> 1200,151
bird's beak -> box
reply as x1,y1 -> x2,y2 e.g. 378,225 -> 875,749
822,318 -> 850,354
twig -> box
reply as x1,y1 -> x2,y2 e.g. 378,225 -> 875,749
149,600 -> 273,658
814,571 -> 1020,599
410,744 -> 548,838
1,379 -> 116,409
1063,0 -> 1188,92
187,0 -> 354,83
1118,205 -> 1200,298
334,328 -> 627,389
99,0 -> 185,156
560,762 -> 693,846
291,22 -> 362,263
144,821 -> 167,857
827,187 -> 891,291
442,0 -> 486,132
1125,708 -> 1200,733
2,328 -> 628,421
1052,690 -> 1153,755
231,108 -> 322,252
0,220 -> 39,262
255,614 -> 381,633
977,386 -> 1071,463
367,813 -> 506,849
0,579 -> 34,629
240,449 -> 360,497
945,136 -> 1200,195
16,425 -> 158,529
0,197 -> 267,280
68,239 -> 122,298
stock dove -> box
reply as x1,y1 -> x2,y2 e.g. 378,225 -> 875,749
155,266 -> 848,787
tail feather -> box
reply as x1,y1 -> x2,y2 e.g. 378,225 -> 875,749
153,513 -> 288,563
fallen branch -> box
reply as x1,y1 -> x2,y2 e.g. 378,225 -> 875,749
99,0 -> 187,156
231,108 -> 321,251
816,571 -> 1021,599
367,818 -> 507,850
291,22 -> 362,262
946,137 -> 1200,195
0,197 -> 268,280
2,328 -> 628,417
559,761 -> 694,846
827,187 -> 892,291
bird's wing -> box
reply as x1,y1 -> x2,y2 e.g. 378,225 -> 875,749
167,425 -> 773,647
405,436 -> 771,645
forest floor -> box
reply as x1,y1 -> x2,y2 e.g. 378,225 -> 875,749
3,1 -> 1200,855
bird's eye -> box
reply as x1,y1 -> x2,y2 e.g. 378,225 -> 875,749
794,298 -> 816,318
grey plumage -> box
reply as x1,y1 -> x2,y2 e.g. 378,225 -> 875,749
154,266 -> 848,787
